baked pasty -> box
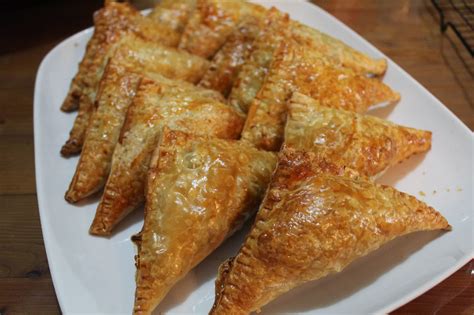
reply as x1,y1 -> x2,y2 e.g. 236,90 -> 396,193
198,16 -> 263,97
89,78 -> 244,235
285,93 -> 431,177
61,35 -> 209,156
65,42 -> 213,202
148,0 -> 197,33
228,8 -> 290,114
241,42 -> 400,151
210,149 -> 450,314
228,8 -> 388,114
133,128 -> 277,314
61,1 -> 180,113
178,0 -> 266,59
290,21 -> 387,76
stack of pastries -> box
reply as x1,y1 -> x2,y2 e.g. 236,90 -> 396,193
60,1 -> 450,314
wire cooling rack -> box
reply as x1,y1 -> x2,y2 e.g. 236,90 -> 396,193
432,0 -> 474,56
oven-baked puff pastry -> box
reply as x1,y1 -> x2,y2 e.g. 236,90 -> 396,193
210,149 -> 450,315
290,21 -> 387,76
285,93 -> 432,177
61,35 -> 209,156
133,128 -> 277,314
178,0 -> 266,59
89,78 -> 244,236
228,8 -> 290,114
65,43 -> 213,202
241,42 -> 400,151
61,1 -> 180,113
198,16 -> 263,97
148,0 -> 197,33
228,7 -> 387,114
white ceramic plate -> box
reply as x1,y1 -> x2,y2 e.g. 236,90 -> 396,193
34,1 -> 473,314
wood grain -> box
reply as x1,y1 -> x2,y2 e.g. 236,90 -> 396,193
0,0 -> 472,314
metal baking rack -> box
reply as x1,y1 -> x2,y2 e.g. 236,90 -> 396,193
432,0 -> 474,56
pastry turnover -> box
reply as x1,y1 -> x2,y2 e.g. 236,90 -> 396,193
228,7 -> 388,114
61,1 -> 180,113
65,42 -> 215,203
290,21 -> 387,76
228,8 -> 290,114
241,42 -> 400,151
133,128 -> 277,314
198,16 -> 263,97
89,78 -> 244,236
210,149 -> 450,315
178,0 -> 266,59
285,93 -> 432,177
61,35 -> 209,156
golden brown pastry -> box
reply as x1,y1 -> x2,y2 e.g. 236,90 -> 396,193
65,43 -> 218,202
133,128 -> 277,314
228,8 -> 290,114
241,42 -> 400,151
227,8 -> 388,114
61,35 -> 209,156
89,78 -> 244,236
285,92 -> 431,177
61,2 -> 180,113
148,0 -> 197,33
198,16 -> 263,97
210,148 -> 450,315
178,0 -> 266,59
290,21 -> 387,76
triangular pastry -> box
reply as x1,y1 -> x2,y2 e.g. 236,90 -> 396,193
290,21 -> 387,76
178,0 -> 266,59
65,40 -> 213,202
61,35 -> 210,156
198,16 -> 263,97
89,78 -> 244,235
133,128 -> 277,314
210,149 -> 450,314
241,42 -> 400,151
61,1 -> 180,113
228,8 -> 388,115
285,93 -> 431,177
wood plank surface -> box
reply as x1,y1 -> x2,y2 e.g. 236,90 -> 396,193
0,0 -> 472,314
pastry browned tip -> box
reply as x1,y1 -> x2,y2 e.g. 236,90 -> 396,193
88,219 -> 112,237
60,93 -> 80,112
373,58 -> 388,76
60,139 -> 82,157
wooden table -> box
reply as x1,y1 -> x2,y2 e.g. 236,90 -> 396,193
0,0 -> 472,314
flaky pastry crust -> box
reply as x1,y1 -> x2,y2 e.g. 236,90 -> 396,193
228,8 -> 290,114
89,78 -> 244,235
198,16 -> 263,97
285,93 -> 431,177
148,0 -> 197,33
132,128 -> 277,314
210,149 -> 450,314
178,0 -> 266,59
61,34 -> 209,156
241,41 -> 400,151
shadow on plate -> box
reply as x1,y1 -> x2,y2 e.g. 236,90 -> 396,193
367,101 -> 397,119
109,206 -> 145,238
377,152 -> 428,187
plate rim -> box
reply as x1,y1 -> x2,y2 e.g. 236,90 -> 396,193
33,1 -> 474,314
